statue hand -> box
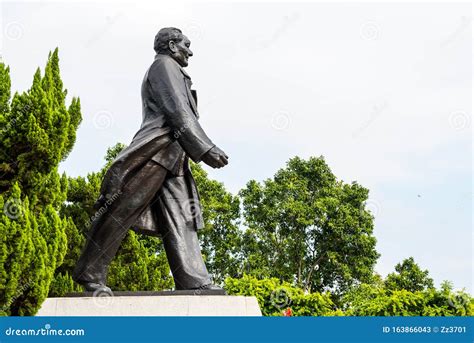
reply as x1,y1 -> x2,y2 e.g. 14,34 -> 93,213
201,146 -> 229,168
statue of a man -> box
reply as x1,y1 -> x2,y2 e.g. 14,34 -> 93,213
73,27 -> 229,293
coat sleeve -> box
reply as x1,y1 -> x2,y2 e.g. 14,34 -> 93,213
147,57 -> 215,162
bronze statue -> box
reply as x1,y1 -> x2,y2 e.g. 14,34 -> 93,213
73,27 -> 229,293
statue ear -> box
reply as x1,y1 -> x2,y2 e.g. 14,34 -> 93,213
168,40 -> 178,53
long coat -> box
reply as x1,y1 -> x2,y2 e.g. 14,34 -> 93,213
98,54 -> 215,236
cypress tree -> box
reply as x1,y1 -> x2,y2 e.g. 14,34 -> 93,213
0,50 -> 81,315
0,49 -> 81,207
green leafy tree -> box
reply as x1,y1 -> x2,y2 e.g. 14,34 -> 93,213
191,163 -> 242,284
239,156 -> 379,295
0,50 -> 78,314
0,50 -> 81,209
385,257 -> 434,292
340,263 -> 470,316
341,281 -> 472,316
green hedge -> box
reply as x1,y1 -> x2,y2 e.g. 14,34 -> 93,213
224,275 -> 472,316
225,275 -> 336,316
342,283 -> 473,316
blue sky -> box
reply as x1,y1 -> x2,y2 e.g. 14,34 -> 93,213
1,1 -> 472,292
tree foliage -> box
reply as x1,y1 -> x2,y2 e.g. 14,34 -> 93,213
225,272 -> 473,317
191,162 -> 242,284
0,49 -> 81,209
342,280 -> 472,316
384,257 -> 434,292
239,156 -> 379,294
225,275 -> 336,316
0,51 -> 78,315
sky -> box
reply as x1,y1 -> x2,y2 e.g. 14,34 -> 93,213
1,0 -> 472,292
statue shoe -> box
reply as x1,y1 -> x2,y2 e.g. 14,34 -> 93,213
195,283 -> 227,294
82,282 -> 112,294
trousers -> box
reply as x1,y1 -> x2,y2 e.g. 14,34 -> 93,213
73,160 -> 211,290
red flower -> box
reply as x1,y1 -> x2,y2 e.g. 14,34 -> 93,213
283,308 -> 292,316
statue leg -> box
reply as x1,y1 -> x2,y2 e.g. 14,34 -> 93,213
161,225 -> 212,290
155,173 -> 212,290
73,160 -> 167,286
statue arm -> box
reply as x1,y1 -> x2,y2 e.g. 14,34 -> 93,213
147,58 -> 215,162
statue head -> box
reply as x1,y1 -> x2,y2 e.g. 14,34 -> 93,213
154,27 -> 193,67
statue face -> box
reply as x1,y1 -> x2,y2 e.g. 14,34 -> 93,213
169,35 -> 193,67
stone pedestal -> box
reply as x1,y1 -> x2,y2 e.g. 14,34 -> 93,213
36,292 -> 262,316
